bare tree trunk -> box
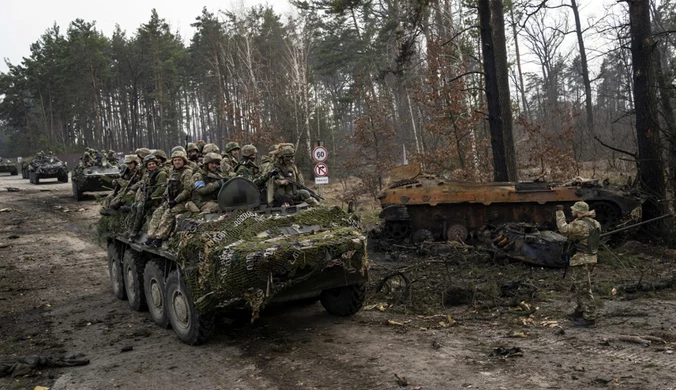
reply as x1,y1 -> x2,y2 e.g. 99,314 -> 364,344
509,4 -> 528,118
571,0 -> 594,136
479,0 -> 517,181
629,0 -> 669,240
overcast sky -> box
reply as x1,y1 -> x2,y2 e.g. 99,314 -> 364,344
0,0 -> 294,73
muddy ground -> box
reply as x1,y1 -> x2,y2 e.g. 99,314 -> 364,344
1,172 -> 676,390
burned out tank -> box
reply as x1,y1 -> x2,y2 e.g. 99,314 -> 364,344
378,163 -> 644,243
99,177 -> 368,345
28,155 -> 69,184
72,159 -> 121,200
0,158 -> 18,176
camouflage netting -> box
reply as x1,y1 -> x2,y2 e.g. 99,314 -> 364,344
99,206 -> 368,318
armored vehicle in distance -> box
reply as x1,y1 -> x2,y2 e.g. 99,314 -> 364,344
28,156 -> 69,184
0,158 -> 18,176
72,159 -> 120,200
99,177 -> 368,345
378,163 -> 644,243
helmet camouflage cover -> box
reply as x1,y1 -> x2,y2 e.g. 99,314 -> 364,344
143,154 -> 158,166
123,155 -> 138,164
154,149 -> 168,162
202,143 -> 220,155
225,142 -> 241,153
187,143 -> 199,152
171,150 -> 189,163
171,145 -> 186,154
241,144 -> 257,158
136,148 -> 152,159
203,152 -> 222,164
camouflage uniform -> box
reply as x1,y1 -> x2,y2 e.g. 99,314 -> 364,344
191,153 -> 225,213
263,144 -> 317,206
186,143 -> 200,166
128,156 -> 168,239
556,201 -> 601,323
103,155 -> 140,208
146,151 -> 194,245
236,145 -> 269,189
221,142 -> 240,178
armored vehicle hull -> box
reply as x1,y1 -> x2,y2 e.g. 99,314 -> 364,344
29,158 -> 69,184
99,177 -> 368,345
378,163 -> 644,243
21,158 -> 32,179
0,160 -> 18,175
72,164 -> 120,200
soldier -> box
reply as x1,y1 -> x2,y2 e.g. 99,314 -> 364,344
107,150 -> 118,165
144,150 -> 194,248
221,142 -> 240,177
80,151 -> 93,167
186,143 -> 199,163
195,140 -> 206,156
153,149 -> 169,170
191,153 -> 226,213
128,155 -> 168,240
556,201 -> 601,328
259,144 -> 277,173
235,144 -> 274,189
263,144 -> 317,206
102,155 -> 141,211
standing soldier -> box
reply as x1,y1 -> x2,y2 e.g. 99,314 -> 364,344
221,142 -> 240,177
128,155 -> 168,240
191,153 -> 226,213
144,150 -> 193,248
556,201 -> 601,328
263,144 -> 317,206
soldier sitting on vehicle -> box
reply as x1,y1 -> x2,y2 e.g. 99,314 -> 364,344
236,144 -> 279,190
191,152 -> 226,213
186,143 -> 199,164
263,144 -> 318,206
107,150 -> 118,165
127,155 -> 168,240
221,142 -> 240,177
144,150 -> 194,248
102,155 -> 141,211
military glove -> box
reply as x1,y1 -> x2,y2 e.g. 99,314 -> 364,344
556,205 -> 564,211
168,200 -> 177,208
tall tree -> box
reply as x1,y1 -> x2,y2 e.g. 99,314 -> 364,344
479,0 -> 517,181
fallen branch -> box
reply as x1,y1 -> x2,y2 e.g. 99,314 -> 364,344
617,335 -> 651,346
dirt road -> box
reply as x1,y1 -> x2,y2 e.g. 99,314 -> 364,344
1,172 -> 676,390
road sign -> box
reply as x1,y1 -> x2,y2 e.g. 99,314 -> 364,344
314,163 -> 328,177
312,146 -> 328,162
315,177 -> 329,184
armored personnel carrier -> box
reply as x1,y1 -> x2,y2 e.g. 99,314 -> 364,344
28,156 -> 69,184
99,177 -> 368,345
0,158 -> 18,175
72,159 -> 121,200
378,163 -> 644,243
21,157 -> 33,179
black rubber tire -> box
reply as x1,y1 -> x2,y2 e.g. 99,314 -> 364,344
72,180 -> 83,201
107,242 -> 126,300
320,283 -> 366,317
144,259 -> 170,328
59,173 -> 68,183
28,171 -> 33,184
22,167 -> 28,179
165,270 -> 215,345
10,169 -> 18,176
123,250 -> 147,311
33,173 -> 39,185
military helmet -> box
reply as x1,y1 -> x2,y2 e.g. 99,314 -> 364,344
136,148 -> 152,159
123,155 -> 138,164
153,149 -> 168,162
171,145 -> 186,155
241,144 -> 257,158
225,142 -> 241,153
196,140 -> 206,152
571,201 -> 590,214
187,143 -> 199,152
143,154 -> 158,166
269,144 -> 279,152
108,149 -> 115,155
276,144 -> 295,158
202,143 -> 220,155
171,150 -> 188,163
203,152 -> 222,164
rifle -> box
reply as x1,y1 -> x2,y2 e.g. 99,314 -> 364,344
283,172 -> 324,201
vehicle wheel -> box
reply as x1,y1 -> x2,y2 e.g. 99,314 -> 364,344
28,171 -> 33,184
33,173 -> 39,185
107,242 -> 126,300
144,259 -> 170,328
123,250 -> 147,311
22,167 -> 27,179
72,180 -> 83,201
10,169 -> 18,176
59,173 -> 68,183
166,270 -> 215,345
320,283 -> 366,317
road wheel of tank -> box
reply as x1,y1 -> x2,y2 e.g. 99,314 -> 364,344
72,180 -> 83,201
33,173 -> 39,185
28,171 -> 34,184
123,250 -> 147,311
320,283 -> 366,317
10,168 -> 18,175
21,167 -> 27,179
166,270 -> 215,345
107,242 -> 126,300
59,173 -> 68,183
587,201 -> 622,229
144,259 -> 170,328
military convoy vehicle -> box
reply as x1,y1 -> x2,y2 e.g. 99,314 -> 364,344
99,177 -> 368,345
28,156 -> 69,184
21,157 -> 33,179
0,158 -> 18,175
72,159 -> 120,200
377,163 -> 645,244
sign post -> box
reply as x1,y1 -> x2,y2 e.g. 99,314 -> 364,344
312,142 -> 328,186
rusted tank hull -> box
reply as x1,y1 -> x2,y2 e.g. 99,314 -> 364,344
378,164 -> 644,243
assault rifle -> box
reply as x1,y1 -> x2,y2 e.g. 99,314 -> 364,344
282,170 -> 324,201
